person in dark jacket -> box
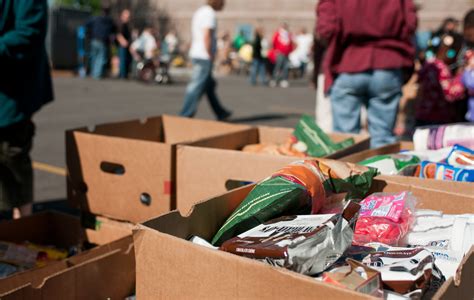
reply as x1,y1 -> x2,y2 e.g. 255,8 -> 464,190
0,0 -> 54,219
316,0 -> 417,148
250,27 -> 268,86
86,5 -> 117,79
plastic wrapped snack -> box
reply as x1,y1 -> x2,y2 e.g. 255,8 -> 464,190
220,201 -> 360,275
413,124 -> 474,150
353,192 -> 416,246
359,154 -> 420,175
414,161 -> 474,182
0,241 -> 38,269
405,210 -> 474,279
446,144 -> 474,169
362,244 -> 445,296
211,159 -> 377,245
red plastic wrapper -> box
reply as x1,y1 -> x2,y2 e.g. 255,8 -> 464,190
353,192 -> 416,246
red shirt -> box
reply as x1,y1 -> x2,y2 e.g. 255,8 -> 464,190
272,29 -> 293,57
316,0 -> 417,93
416,59 -> 466,123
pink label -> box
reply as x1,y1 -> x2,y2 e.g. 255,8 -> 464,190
359,192 -> 407,222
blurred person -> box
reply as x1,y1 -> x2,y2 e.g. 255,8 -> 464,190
86,5 -> 117,79
458,10 -> 474,69
250,27 -> 268,86
216,31 -> 233,74
164,30 -> 179,56
130,26 -> 158,62
415,33 -> 466,126
233,30 -> 247,51
117,9 -> 132,79
179,0 -> 232,120
289,27 -> 313,77
270,23 -> 294,88
461,10 -> 474,122
433,17 -> 460,37
316,0 -> 417,148
0,0 -> 54,219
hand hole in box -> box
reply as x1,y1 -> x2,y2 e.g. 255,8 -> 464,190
225,179 -> 253,191
100,161 -> 125,175
140,193 -> 152,206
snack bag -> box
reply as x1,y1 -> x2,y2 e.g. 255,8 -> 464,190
353,192 -> 416,246
359,154 -> 420,175
220,201 -> 360,275
413,124 -> 474,150
293,115 -> 355,157
415,161 -> 474,182
211,159 -> 377,245
446,144 -> 474,169
0,241 -> 38,269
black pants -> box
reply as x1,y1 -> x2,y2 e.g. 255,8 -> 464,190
0,119 -> 35,216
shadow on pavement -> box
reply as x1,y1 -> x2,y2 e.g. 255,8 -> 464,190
229,113 -> 301,124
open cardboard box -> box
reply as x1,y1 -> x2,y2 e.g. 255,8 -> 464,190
340,141 -> 474,189
133,179 -> 474,299
66,114 -> 250,223
177,126 -> 370,214
0,212 -> 135,299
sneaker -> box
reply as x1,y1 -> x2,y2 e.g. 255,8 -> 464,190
217,110 -> 233,121
269,80 -> 277,88
279,80 -> 289,88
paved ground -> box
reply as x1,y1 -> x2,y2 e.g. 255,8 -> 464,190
32,73 -> 317,202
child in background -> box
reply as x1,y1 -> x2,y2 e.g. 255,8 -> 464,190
415,32 -> 466,126
462,50 -> 474,121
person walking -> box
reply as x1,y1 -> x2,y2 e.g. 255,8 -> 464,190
86,5 -> 117,79
250,27 -> 268,86
117,9 -> 132,79
0,0 -> 54,219
179,0 -> 232,120
316,0 -> 417,148
269,23 -> 293,88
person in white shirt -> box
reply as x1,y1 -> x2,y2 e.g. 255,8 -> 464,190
130,27 -> 158,61
179,0 -> 232,120
289,27 -> 313,77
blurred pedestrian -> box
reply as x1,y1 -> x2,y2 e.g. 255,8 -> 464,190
180,0 -> 232,120
86,5 -> 117,79
270,23 -> 293,88
316,0 -> 417,148
164,30 -> 179,56
416,32 -> 465,126
433,17 -> 460,37
233,30 -> 247,51
461,10 -> 474,122
0,0 -> 54,219
117,9 -> 132,79
130,26 -> 158,62
290,27 -> 313,77
250,27 -> 268,86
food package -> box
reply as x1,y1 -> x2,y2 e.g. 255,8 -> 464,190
322,259 -> 383,297
0,241 -> 38,269
0,262 -> 18,279
211,159 -> 377,245
353,192 -> 416,246
413,124 -> 474,150
219,201 -> 360,275
405,209 -> 474,279
445,144 -> 474,169
359,154 -> 420,175
401,147 -> 452,163
26,242 -> 69,267
414,161 -> 474,182
362,244 -> 445,295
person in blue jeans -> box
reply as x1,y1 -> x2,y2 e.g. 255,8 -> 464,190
86,6 -> 116,79
117,9 -> 131,79
331,70 -> 403,147
180,0 -> 231,120
250,27 -> 267,86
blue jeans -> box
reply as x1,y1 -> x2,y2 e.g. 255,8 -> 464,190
90,39 -> 107,79
330,69 -> 402,148
180,59 -> 229,119
250,58 -> 267,85
273,54 -> 289,82
118,46 -> 131,79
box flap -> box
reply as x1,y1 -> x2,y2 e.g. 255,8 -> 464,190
340,142 -> 414,163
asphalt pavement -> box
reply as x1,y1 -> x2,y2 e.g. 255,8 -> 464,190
32,73 -> 317,202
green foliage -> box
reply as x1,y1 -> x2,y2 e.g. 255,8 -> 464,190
55,0 -> 102,14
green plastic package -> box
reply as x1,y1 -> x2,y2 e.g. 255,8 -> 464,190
293,115 -> 355,157
359,154 -> 421,176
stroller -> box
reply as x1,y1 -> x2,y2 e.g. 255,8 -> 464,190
136,53 -> 172,84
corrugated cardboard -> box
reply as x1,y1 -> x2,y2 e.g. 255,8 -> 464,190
83,215 -> 135,246
66,114 -> 250,223
177,126 -> 370,214
1,237 -> 135,300
340,141 -> 474,191
134,180 -> 474,299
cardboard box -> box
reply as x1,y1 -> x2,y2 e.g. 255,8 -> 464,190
0,212 -> 135,299
66,114 -> 250,223
134,180 -> 474,299
340,141 -> 474,191
1,237 -> 135,300
177,126 -> 370,213
83,214 -> 135,246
